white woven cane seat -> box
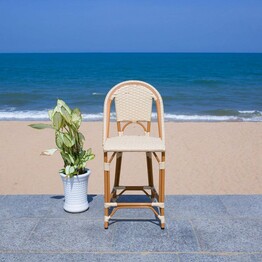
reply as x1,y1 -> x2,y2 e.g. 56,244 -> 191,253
104,135 -> 165,152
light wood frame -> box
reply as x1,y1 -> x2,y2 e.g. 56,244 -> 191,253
103,80 -> 166,229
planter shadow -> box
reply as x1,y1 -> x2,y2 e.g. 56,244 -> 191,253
50,194 -> 97,204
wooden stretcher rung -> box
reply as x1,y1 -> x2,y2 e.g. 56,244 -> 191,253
109,206 -> 160,218
105,202 -> 164,208
112,202 -> 163,207
114,186 -> 154,191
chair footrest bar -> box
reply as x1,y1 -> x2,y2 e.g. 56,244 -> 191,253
104,210 -> 165,224
104,202 -> 164,208
114,186 -> 154,190
104,202 -> 165,208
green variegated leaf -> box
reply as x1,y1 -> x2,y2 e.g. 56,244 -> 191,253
88,154 -> 95,161
53,105 -> 59,113
52,112 -> 63,130
72,108 -> 82,128
29,123 -> 53,129
60,106 -> 72,124
57,99 -> 71,114
69,166 -> 75,174
41,148 -> 57,156
79,132 -> 85,141
48,110 -> 54,120
68,153 -> 75,164
86,148 -> 92,155
65,165 -> 71,175
65,165 -> 75,176
62,133 -> 74,147
55,133 -> 63,148
60,152 -> 71,164
60,153 -> 67,164
72,108 -> 81,117
71,136 -> 75,146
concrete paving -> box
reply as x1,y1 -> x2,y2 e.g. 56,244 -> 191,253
0,195 -> 261,261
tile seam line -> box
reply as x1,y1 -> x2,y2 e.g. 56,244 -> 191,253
25,218 -> 42,242
45,218 -> 104,221
0,217 -> 105,221
218,195 -> 232,216
1,251 -> 262,255
45,199 -> 57,219
0,218 -> 40,221
189,219 -> 202,251
189,217 -> 262,222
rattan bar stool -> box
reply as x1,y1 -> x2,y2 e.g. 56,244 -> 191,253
103,80 -> 166,229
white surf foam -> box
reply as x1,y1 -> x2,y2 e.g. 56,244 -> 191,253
0,110 -> 261,122
0,110 -> 49,120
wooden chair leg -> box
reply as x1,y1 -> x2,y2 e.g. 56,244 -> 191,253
104,152 -> 110,229
159,152 -> 165,229
113,152 -> 122,199
146,152 -> 154,198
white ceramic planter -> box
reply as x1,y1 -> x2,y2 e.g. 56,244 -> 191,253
59,169 -> 91,213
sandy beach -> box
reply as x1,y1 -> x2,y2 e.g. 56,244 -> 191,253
0,121 -> 261,195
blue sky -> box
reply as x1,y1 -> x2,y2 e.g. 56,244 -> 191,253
0,0 -> 261,53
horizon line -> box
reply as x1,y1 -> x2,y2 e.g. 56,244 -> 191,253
0,51 -> 262,54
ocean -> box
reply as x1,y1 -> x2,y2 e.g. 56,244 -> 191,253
0,53 -> 261,121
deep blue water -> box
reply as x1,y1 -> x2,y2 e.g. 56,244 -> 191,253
0,53 -> 261,121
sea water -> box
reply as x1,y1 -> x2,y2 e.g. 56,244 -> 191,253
0,53 -> 261,121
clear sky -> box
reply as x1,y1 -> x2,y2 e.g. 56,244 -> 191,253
0,0 -> 261,53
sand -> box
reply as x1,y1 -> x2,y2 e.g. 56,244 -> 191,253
0,121 -> 261,195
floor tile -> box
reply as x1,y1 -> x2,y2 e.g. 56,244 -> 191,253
179,253 -> 254,262
0,252 -> 179,262
166,195 -> 228,219
24,218 -> 113,252
0,195 -> 53,219
191,218 -> 262,252
0,218 -> 39,251
220,195 -> 262,218
109,218 -> 200,252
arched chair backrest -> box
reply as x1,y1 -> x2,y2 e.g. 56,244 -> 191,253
103,80 -> 165,145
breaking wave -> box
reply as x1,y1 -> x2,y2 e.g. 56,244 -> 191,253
0,110 -> 261,122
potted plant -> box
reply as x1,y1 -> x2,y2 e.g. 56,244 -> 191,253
30,99 -> 95,213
